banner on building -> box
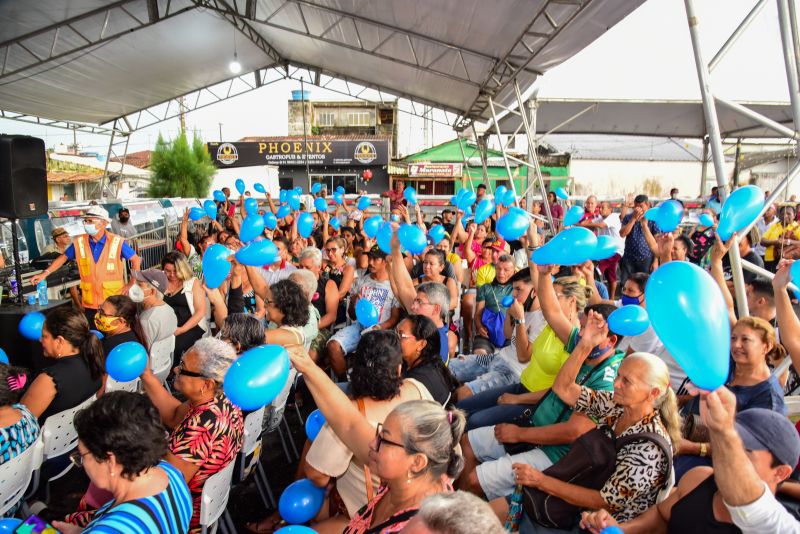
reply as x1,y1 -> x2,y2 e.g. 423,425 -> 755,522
208,139 -> 389,168
407,163 -> 463,178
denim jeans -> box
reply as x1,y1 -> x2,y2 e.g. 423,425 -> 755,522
456,382 -> 531,431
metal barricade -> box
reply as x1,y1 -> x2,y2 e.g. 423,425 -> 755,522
127,220 -> 182,270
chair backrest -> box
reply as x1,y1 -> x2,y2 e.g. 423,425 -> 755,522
41,394 -> 95,460
150,336 -> 175,384
0,435 -> 44,516
105,376 -> 141,393
199,460 -> 236,528
242,407 -> 266,457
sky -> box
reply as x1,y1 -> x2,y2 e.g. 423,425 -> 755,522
0,0 -> 792,159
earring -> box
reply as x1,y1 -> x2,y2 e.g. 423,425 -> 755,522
406,470 -> 413,483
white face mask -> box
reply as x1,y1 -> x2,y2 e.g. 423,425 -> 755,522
84,222 -> 100,236
129,284 -> 145,303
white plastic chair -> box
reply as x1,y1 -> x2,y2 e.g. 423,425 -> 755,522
150,336 -> 175,385
199,460 -> 236,534
105,376 -> 141,393
234,407 -> 275,508
41,395 -> 95,461
0,435 -> 44,516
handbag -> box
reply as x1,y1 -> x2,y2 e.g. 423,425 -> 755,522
522,426 -> 673,530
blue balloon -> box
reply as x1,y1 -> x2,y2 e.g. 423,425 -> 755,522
294,186 -> 303,195
189,207 -> 205,221
645,261 -> 730,391
501,189 -> 517,207
236,239 -> 278,266
699,213 -> 715,227
531,226 -> 597,266
333,192 -> 344,205
202,244 -> 232,289
474,199 -> 496,224
590,235 -> 619,261
656,200 -> 683,233
501,295 -> 514,308
357,196 -> 371,211
428,225 -> 446,245
644,207 -> 659,221
19,311 -> 45,341
398,224 -> 427,255
460,216 -> 473,230
355,298 -> 379,327
213,190 -> 226,202
224,345 -> 291,410
278,479 -> 326,525
276,204 -> 291,219
363,215 -> 383,238
563,205 -> 584,227
235,178 -> 246,195
496,209 -> 530,241
457,191 -> 477,210
239,214 -> 265,243
297,212 -> 314,238
376,223 -> 393,254
494,185 -> 508,200
608,305 -> 650,337
336,185 -> 345,194
555,187 -> 569,200
244,197 -> 259,215
279,189 -> 288,204
288,191 -> 301,211
449,195 -> 458,205
599,527 -> 623,534
305,409 -> 326,441
254,183 -> 266,194
106,341 -> 148,382
0,518 -> 22,532
0,348 -> 8,365
263,211 -> 278,230
203,199 -> 217,219
717,185 -> 765,241
90,329 -> 104,339
311,183 -> 322,194
404,186 -> 418,205
314,197 -> 327,212
276,526 -> 316,534
329,217 -> 341,231
708,199 -> 722,214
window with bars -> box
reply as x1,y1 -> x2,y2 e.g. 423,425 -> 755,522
347,111 -> 371,127
317,111 -> 335,127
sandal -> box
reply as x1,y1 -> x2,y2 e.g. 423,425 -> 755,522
243,514 -> 286,534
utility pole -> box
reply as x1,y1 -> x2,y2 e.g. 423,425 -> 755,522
301,78 -> 311,191
178,96 -> 186,132
72,126 -> 77,154
218,123 -> 223,142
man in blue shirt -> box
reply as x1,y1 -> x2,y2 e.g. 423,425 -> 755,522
619,194 -> 658,291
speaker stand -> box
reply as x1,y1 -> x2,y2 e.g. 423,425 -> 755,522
11,218 -> 23,306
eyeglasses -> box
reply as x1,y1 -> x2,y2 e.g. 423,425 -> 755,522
325,248 -> 339,254
396,330 -> 416,341
176,359 -> 211,379
375,423 -> 406,452
69,449 -> 91,468
412,298 -> 432,308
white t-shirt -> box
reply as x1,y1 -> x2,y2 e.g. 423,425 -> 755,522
599,212 -> 625,256
497,310 -> 547,375
351,275 -> 398,325
725,482 -> 800,534
139,303 -> 178,348
617,325 -> 688,392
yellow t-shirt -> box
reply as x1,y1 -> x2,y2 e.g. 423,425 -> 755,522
446,252 -> 461,266
519,325 -> 579,392
476,263 -> 496,287
763,221 -> 800,262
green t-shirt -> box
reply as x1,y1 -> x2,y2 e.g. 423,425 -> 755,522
533,349 -> 624,463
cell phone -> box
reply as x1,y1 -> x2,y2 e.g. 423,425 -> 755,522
13,515 -> 59,534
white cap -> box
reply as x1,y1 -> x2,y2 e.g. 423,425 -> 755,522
83,205 -> 110,222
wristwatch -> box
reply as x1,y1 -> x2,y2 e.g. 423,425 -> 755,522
511,317 -> 526,326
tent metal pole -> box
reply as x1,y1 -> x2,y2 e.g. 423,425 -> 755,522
708,0 -> 769,72
685,0 -> 749,318
715,96 -> 799,139
514,78 -> 555,231
777,0 -> 800,138
535,103 -> 597,145
488,95 -> 522,209
738,159 -> 800,237
473,124 -> 491,188
99,122 -> 118,199
457,135 -> 476,193
700,137 -> 709,198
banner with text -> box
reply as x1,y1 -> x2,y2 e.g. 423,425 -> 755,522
208,139 -> 389,168
407,163 -> 463,178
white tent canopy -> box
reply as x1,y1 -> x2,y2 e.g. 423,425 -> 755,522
0,0 -> 644,129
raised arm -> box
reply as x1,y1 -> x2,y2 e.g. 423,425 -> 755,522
179,208 -> 193,259
709,234 -> 738,328
552,310 -> 607,406
389,228 -> 417,311
536,266 -> 574,344
462,224 -> 478,264
773,261 -> 800,370
619,209 -> 640,238
641,219 -> 658,255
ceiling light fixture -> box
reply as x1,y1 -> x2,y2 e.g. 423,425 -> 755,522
229,26 -> 241,74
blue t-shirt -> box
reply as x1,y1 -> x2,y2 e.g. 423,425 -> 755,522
64,232 -> 137,262
595,280 -> 609,300
621,214 -> 659,261
437,324 -> 449,363
729,375 -> 787,415
83,461 -> 192,533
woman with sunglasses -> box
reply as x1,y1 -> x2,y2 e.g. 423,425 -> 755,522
323,236 -> 355,299
53,392 -> 192,534
396,315 -> 459,406
287,343 -> 466,534
93,295 -> 146,357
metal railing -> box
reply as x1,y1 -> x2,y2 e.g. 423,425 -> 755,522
126,217 -> 182,270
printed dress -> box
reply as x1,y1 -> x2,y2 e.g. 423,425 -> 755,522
1,403 -> 40,517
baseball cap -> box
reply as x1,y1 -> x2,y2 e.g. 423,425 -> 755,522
118,207 -> 130,215
489,239 -> 507,252
51,227 -> 68,239
735,408 -> 800,467
367,245 -> 388,259
83,205 -> 110,222
133,269 -> 169,293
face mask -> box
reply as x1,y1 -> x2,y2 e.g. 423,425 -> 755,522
119,216 -> 129,223
523,289 -> 535,311
588,345 -> 610,360
84,222 -> 100,236
620,294 -> 641,306
129,284 -> 145,303
94,314 -> 119,333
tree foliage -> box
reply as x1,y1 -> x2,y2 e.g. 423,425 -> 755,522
147,131 -> 215,198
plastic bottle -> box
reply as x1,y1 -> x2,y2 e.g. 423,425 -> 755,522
37,279 -> 48,306
9,270 -> 17,299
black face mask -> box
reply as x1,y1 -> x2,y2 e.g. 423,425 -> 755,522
524,288 -> 535,311
119,216 -> 129,223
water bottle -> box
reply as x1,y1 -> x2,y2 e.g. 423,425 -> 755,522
37,280 -> 48,306
9,270 -> 17,299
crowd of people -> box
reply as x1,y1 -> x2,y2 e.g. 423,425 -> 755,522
3,182 -> 800,533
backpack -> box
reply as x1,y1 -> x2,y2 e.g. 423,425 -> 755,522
522,425 -> 672,529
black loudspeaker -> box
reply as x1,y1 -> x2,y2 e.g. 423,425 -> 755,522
0,135 -> 47,219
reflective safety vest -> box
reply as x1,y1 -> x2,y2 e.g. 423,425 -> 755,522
75,232 -> 125,309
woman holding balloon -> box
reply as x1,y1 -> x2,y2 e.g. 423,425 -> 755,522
93,295 -> 146,357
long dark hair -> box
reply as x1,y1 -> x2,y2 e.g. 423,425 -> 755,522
44,307 -> 104,380
350,330 -> 403,401
402,314 -> 458,393
104,295 -> 146,347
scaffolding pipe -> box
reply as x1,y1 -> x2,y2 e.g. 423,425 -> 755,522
457,135 -> 476,192
777,0 -> 800,139
488,96 -> 520,208
708,0 -> 769,72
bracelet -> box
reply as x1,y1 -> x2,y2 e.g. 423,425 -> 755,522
699,442 -> 708,457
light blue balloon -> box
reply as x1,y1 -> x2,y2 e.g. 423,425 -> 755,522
336,185 -> 345,194
213,190 -> 226,202
236,239 -> 278,266
355,298 -> 379,327
235,178 -> 246,195
314,197 -> 327,212
501,295 -> 514,308
357,196 -> 371,211
90,329 -> 104,339
708,199 -> 722,214
311,183 -> 322,194
645,261 -> 730,391
717,185 -> 765,241
276,204 -> 291,219
297,212 -> 314,238
449,195 -> 458,205
0,518 -> 22,532
428,225 -> 446,245
608,305 -> 650,337
333,192 -> 344,205
590,235 -> 618,261
496,209 -> 530,241
294,186 -> 303,195
305,409 -> 326,441
644,207 -> 659,221
329,217 -> 341,231
398,224 -> 427,255
203,199 -> 217,219
106,341 -> 148,382
276,526 -> 316,534
254,183 -> 266,194
278,479 -> 326,525
224,345 -> 291,410
363,215 -> 383,238
19,311 -> 45,341
239,214 -> 265,243
474,199 -> 496,224
656,200 -> 683,233
494,185 -> 508,200
377,223 -> 393,254
460,216 -> 473,230
699,213 -> 715,227
555,187 -> 569,200
189,207 -> 205,221
0,348 -> 8,365
244,197 -> 259,214
263,211 -> 278,230
531,226 -> 597,266
279,189 -> 288,204
288,191 -> 301,211
501,189 -> 516,207
457,191 -> 477,210
404,186 -> 418,205
202,244 -> 232,289
563,205 -> 584,227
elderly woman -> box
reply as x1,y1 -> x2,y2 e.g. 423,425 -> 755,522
132,269 -> 178,349
298,246 -> 340,362
53,392 -> 192,534
217,313 -> 265,355
161,251 -> 208,364
506,311 -> 679,531
288,343 -> 466,534
141,337 -> 243,532
289,268 -> 321,354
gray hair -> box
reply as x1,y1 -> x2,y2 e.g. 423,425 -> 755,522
299,246 -> 322,267
289,269 -> 317,303
391,400 -> 466,480
417,491 -> 505,534
497,254 -> 514,266
220,313 -> 265,354
417,282 -> 449,322
190,337 -> 238,392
